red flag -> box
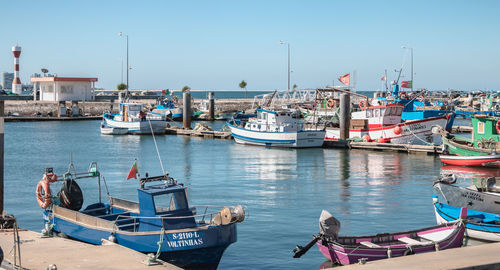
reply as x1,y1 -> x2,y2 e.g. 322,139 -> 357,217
400,80 -> 412,88
381,76 -> 386,81
338,73 -> 350,85
126,160 -> 139,180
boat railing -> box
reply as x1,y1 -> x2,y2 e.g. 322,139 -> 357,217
111,205 -> 244,232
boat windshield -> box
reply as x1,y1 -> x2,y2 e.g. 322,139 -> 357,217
153,191 -> 188,213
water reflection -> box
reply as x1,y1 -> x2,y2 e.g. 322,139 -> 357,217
231,145 -> 298,181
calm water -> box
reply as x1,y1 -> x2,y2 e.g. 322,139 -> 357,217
4,120 -> 462,269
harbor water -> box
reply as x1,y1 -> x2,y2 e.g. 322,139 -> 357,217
4,119 -> 470,269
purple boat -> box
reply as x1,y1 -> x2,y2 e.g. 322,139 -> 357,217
293,210 -> 466,265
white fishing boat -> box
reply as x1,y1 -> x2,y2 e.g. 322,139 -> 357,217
434,174 -> 500,215
325,103 -> 450,145
227,108 -> 325,148
103,103 -> 166,135
100,122 -> 128,135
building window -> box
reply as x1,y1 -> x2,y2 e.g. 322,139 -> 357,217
61,86 -> 74,93
45,85 -> 54,93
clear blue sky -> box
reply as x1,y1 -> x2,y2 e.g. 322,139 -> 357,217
1,0 -> 499,91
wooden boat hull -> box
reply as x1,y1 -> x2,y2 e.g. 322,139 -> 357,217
440,154 -> 500,167
442,135 -> 495,156
100,126 -> 129,135
316,221 -> 465,265
103,113 -> 166,134
433,200 -> 500,242
434,182 -> 500,215
228,122 -> 325,148
325,116 -> 447,145
48,208 -> 237,269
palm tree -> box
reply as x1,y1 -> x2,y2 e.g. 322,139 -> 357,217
117,83 -> 127,90
292,84 -> 298,91
239,80 -> 247,98
182,86 -> 191,92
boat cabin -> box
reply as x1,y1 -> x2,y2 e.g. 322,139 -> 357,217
115,103 -> 145,122
471,116 -> 500,147
244,109 -> 299,132
351,104 -> 403,127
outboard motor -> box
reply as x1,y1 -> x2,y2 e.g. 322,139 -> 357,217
319,210 -> 341,239
435,174 -> 457,185
486,177 -> 500,193
58,179 -> 84,211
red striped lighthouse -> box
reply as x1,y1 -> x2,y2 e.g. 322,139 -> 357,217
12,45 -> 22,94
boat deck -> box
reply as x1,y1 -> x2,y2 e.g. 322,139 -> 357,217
0,229 -> 180,269
334,241 -> 500,270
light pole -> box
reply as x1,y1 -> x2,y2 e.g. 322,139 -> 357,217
119,32 -> 129,95
402,45 -> 413,91
280,40 -> 290,91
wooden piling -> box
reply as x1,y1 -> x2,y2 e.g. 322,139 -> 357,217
183,91 -> 192,129
0,101 -> 3,214
208,91 -> 215,121
339,93 -> 351,140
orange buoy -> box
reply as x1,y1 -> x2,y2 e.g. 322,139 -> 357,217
362,134 -> 371,142
393,126 -> 402,135
496,120 -> 500,134
377,137 -> 387,143
359,100 -> 367,110
36,180 -> 51,209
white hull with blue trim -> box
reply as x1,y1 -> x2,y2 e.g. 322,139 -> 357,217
103,113 -> 166,134
228,124 -> 325,148
227,108 -> 325,148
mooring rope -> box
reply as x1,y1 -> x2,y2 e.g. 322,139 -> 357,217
148,118 -> 166,175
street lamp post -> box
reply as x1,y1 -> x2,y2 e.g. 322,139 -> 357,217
119,32 -> 129,95
402,46 -> 413,91
280,40 -> 290,91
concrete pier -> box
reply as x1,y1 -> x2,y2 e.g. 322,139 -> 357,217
336,242 -> 500,270
0,229 -> 180,269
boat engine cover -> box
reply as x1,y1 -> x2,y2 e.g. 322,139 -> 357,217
58,179 -> 84,211
319,210 -> 340,238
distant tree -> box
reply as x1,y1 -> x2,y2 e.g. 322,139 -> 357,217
182,86 -> 191,92
292,84 -> 298,90
117,83 -> 127,90
239,80 -> 248,98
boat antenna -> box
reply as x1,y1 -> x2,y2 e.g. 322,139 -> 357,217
148,119 -> 166,175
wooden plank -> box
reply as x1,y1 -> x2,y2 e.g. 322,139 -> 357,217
0,230 -> 180,269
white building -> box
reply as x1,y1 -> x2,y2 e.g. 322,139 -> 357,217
31,76 -> 98,101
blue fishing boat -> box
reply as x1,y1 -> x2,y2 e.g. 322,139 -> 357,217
432,195 -> 500,242
38,161 -> 245,269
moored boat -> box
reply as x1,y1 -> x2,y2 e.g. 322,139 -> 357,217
103,102 -> 166,134
433,195 -> 500,242
325,103 -> 450,145
227,108 -> 325,148
440,154 -> 500,167
437,115 -> 500,156
37,161 -> 245,269
434,174 -> 500,215
293,210 -> 465,265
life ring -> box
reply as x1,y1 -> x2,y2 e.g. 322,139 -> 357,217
418,96 -> 424,102
399,92 -> 408,99
496,120 -> 500,134
36,180 -> 51,209
43,173 -> 58,183
359,100 -> 367,110
326,99 -> 335,109
477,142 -> 483,148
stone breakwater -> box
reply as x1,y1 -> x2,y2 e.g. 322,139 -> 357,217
3,99 -> 255,117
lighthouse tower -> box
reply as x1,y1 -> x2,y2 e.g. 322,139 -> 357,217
12,46 -> 22,94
